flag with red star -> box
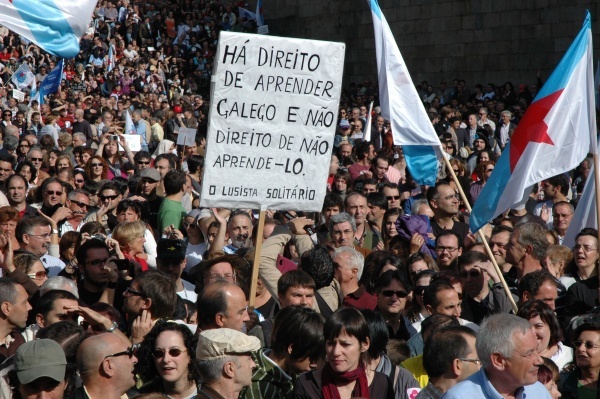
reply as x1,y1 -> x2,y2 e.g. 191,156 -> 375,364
471,11 -> 596,233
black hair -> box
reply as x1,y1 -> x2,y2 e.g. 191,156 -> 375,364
324,307 -> 369,345
423,278 -> 456,310
271,305 -> 325,363
277,269 -> 316,298
374,269 -> 412,294
366,192 -> 388,210
187,155 -> 204,174
360,309 -> 389,359
163,169 -> 186,196
423,325 -> 476,378
517,269 -> 557,298
35,290 -> 79,321
298,245 -> 334,290
322,192 -> 344,212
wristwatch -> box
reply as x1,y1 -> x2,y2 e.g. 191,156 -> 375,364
106,321 -> 119,333
52,229 -> 59,235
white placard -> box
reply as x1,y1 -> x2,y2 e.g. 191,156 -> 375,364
147,47 -> 155,52
176,127 -> 197,146
12,89 -> 24,101
200,32 -> 345,211
122,134 -> 141,152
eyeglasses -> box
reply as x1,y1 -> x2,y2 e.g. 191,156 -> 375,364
436,194 -> 460,201
381,290 -> 408,298
70,199 -> 89,209
573,340 -> 600,350
183,221 -> 197,229
485,168 -> 494,172
478,113 -> 485,116
100,194 -> 119,201
75,179 -> 85,183
30,157 -> 42,162
91,163 -> 103,167
104,346 -> 135,360
87,258 -> 109,267
573,245 -> 598,253
459,358 -> 482,366
553,212 -> 573,219
46,190 -> 63,196
386,195 -> 400,201
208,273 -> 236,283
152,348 -> 187,359
436,246 -> 459,253
19,144 -> 30,148
125,286 -> 145,297
137,160 -> 150,165
460,269 -> 482,278
27,270 -> 47,279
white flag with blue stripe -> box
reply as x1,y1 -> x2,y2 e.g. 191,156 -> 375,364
0,0 -> 99,59
367,0 -> 442,186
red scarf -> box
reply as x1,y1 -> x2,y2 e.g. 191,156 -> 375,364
321,362 -> 369,399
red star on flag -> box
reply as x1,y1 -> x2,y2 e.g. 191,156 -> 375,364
509,90 -> 561,171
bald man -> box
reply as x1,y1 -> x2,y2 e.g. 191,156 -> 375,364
76,333 -> 137,399
197,281 -> 250,331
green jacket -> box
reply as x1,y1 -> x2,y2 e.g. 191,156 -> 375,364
243,349 -> 294,399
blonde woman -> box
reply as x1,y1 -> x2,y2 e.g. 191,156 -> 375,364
111,221 -> 149,272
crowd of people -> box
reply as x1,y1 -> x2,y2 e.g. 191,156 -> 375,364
0,1 -> 596,399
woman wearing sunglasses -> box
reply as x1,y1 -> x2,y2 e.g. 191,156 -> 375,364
84,155 -> 109,182
135,321 -> 199,398
13,252 -> 48,287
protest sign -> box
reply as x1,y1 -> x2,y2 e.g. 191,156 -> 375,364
200,32 -> 345,211
12,89 -> 24,101
176,127 -> 196,146
122,134 -> 141,152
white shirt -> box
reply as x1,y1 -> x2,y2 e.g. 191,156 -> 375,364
177,279 -> 197,302
42,254 -> 66,277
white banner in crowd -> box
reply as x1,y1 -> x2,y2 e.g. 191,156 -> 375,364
201,32 -> 345,211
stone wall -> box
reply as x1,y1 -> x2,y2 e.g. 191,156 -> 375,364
260,0 -> 600,89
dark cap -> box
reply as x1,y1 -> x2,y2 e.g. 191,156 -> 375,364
156,239 -> 186,261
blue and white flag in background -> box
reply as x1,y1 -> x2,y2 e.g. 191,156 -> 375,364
470,11 -> 595,233
0,0 -> 98,59
367,0 -> 442,186
38,59 -> 64,105
256,0 -> 264,26
238,8 -> 256,21
11,62 -> 34,90
107,44 -> 116,74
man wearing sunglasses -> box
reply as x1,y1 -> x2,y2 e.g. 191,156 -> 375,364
57,190 -> 91,237
76,333 -> 138,399
458,251 -> 513,325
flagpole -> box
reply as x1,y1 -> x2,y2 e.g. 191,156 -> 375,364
441,147 -> 518,313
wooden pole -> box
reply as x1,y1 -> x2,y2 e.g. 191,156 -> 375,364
591,153 -> 600,304
248,210 -> 266,309
441,149 -> 519,313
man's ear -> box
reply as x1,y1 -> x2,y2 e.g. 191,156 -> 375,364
522,291 -> 532,303
490,352 -> 505,371
35,313 -> 45,328
140,298 -> 152,311
0,301 -> 11,317
215,312 -> 226,328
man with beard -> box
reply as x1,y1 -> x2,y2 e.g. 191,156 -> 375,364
155,238 -> 197,302
74,238 -> 121,308
224,210 -> 253,254
427,183 -> 470,243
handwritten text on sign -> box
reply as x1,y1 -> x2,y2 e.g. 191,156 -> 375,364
200,32 -> 345,211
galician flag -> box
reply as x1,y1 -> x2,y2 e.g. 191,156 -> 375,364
11,62 -> 34,90
470,11 -> 595,233
0,0 -> 99,59
367,0 -> 442,186
107,44 -> 116,73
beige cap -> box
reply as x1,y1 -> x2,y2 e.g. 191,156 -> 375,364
197,328 -> 260,360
